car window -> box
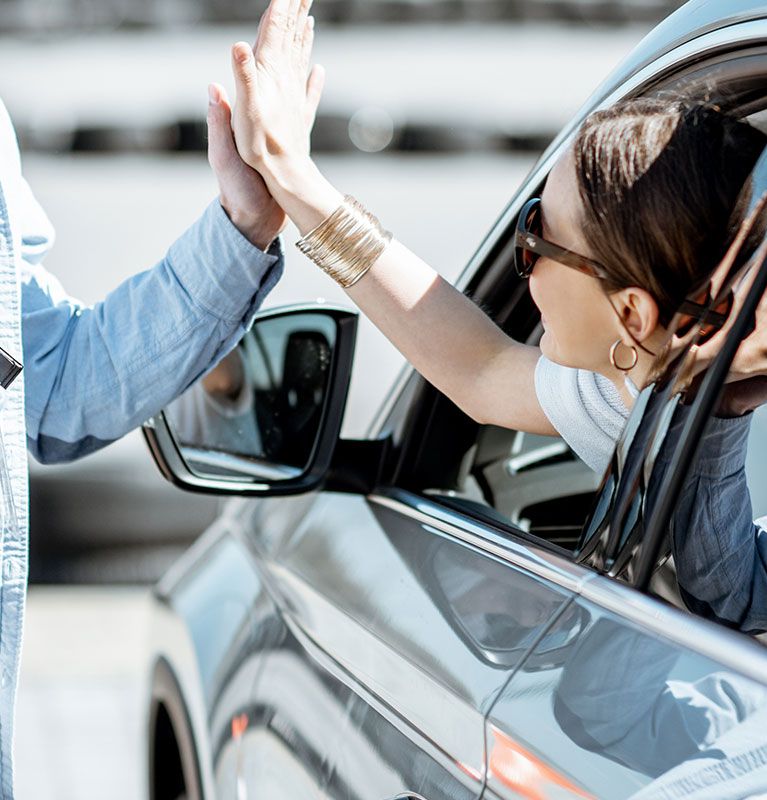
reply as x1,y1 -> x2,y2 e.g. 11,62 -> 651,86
407,51 -> 767,560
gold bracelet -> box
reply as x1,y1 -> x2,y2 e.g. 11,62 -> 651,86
295,195 -> 392,288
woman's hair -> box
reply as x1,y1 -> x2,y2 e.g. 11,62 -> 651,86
574,97 -> 767,326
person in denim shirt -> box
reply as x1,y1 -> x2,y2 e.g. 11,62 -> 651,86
0,64 -> 323,797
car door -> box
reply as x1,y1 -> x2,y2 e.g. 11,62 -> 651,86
229,484 -> 578,800
483,235 -> 767,800
484,587 -> 767,800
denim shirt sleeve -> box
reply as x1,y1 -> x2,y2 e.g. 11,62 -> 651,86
666,411 -> 767,634
22,199 -> 285,463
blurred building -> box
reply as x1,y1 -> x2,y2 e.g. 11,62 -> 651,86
0,0 -> 684,32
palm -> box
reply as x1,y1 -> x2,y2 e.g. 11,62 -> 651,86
207,83 -> 288,249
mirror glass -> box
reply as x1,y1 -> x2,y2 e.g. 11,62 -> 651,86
164,311 -> 337,481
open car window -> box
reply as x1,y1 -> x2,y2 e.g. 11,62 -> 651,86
402,48 -> 767,641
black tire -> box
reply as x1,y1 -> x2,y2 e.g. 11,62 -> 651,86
149,658 -> 204,800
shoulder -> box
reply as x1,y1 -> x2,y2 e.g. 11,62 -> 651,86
535,355 -> 628,472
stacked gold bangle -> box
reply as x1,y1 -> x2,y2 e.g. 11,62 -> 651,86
295,195 -> 393,288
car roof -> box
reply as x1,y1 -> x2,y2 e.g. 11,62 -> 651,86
532,0 -> 767,167
631,0 -> 767,69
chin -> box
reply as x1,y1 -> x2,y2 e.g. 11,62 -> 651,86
539,331 -> 578,369
539,331 -> 560,363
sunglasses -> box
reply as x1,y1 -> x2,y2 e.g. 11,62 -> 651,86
513,196 -> 733,336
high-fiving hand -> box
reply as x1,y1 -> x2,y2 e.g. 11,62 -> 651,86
230,0 -> 325,182
227,0 -> 343,235
207,82 -> 287,251
205,0 -> 327,250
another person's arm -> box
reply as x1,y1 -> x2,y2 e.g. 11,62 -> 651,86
22,197 -> 282,463
17,87 -> 293,463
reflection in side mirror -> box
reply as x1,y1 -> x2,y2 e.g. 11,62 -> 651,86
143,305 -> 358,496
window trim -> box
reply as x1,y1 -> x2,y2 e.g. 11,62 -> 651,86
371,489 -> 767,683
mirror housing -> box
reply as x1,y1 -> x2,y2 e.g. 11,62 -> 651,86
142,304 -> 358,496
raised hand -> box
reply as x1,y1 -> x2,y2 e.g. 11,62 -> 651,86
226,0 -> 343,235
661,196 -> 767,391
230,0 -> 325,180
207,82 -> 287,250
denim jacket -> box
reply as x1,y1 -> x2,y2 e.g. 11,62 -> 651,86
667,412 -> 767,634
0,98 -> 283,797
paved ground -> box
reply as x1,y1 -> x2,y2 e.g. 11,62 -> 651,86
15,587 -> 152,800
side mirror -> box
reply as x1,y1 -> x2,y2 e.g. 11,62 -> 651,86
142,304 -> 358,495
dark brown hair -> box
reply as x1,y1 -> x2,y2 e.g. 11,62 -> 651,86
574,97 -> 767,326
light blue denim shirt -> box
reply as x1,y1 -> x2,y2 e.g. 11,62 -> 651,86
0,98 -> 283,797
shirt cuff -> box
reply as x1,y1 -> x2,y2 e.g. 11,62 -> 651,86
167,199 -> 285,324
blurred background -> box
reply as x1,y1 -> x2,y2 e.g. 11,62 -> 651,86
0,0 -> 682,797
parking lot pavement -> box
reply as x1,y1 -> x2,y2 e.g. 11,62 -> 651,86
15,587 -> 152,800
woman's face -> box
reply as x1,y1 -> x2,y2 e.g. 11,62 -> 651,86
528,149 -> 624,373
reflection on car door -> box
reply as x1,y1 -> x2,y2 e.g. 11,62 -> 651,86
485,591 -> 767,800
236,489 -> 577,799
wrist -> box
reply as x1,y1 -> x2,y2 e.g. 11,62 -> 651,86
218,195 -> 280,252
264,156 -> 344,235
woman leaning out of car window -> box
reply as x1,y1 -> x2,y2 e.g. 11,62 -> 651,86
219,0 -> 767,632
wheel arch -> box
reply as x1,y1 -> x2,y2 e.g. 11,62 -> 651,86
148,657 -> 205,800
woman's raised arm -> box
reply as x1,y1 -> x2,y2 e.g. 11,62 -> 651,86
226,0 -> 555,436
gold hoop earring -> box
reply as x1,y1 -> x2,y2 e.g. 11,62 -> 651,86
609,339 -> 638,372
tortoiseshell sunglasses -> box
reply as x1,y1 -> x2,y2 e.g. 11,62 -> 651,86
513,196 -> 733,337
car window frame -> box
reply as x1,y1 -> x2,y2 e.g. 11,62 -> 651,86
375,26 -> 767,496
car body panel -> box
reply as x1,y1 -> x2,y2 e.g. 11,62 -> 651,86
486,596 -> 767,799
234,491 -> 578,797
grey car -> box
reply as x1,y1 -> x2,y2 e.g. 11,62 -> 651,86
142,2 -> 767,798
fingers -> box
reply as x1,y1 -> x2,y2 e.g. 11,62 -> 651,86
258,0 -> 287,55
253,8 -> 268,54
256,0 -> 311,57
288,0 -> 303,24
262,0 -> 297,52
710,193 -> 767,300
295,0 -> 313,46
231,41 -> 257,104
305,63 -> 325,129
301,14 -> 315,71
207,83 -> 241,176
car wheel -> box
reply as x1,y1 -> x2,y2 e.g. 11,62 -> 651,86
149,658 -> 203,800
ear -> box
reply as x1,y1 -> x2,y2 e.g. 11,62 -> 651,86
610,286 -> 660,344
